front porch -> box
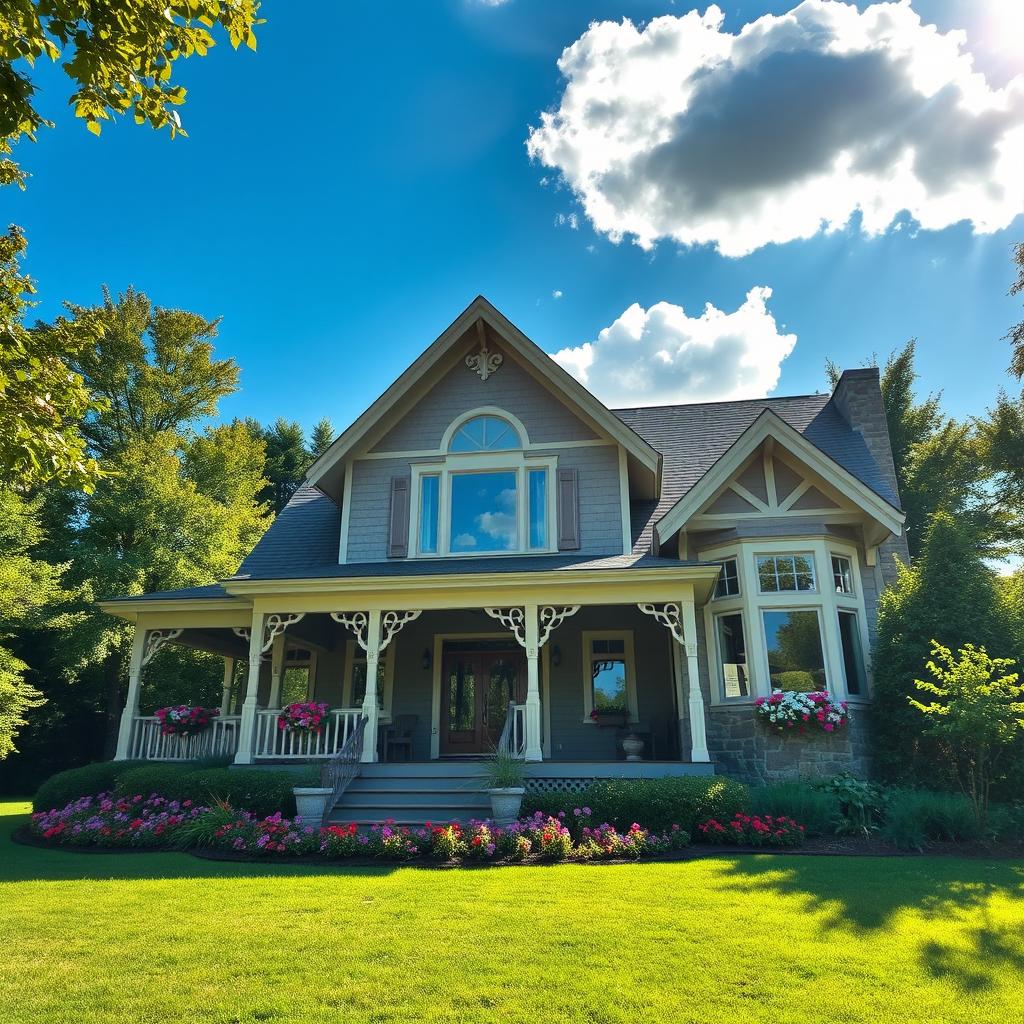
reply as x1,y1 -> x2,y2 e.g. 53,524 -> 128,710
103,566 -> 721,774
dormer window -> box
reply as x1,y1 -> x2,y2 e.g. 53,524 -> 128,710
409,410 -> 556,557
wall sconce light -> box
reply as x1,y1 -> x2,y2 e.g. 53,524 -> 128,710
421,648 -> 432,671
552,645 -> 562,668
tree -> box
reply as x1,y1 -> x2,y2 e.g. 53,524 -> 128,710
910,642 -> 1024,826
828,342 -> 993,556
309,417 -> 334,461
871,510 -> 1019,785
1007,242 -> 1024,379
0,1 -> 262,188
0,225 -> 101,491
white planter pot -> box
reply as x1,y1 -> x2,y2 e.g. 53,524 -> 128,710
293,786 -> 332,831
621,733 -> 645,762
488,787 -> 526,826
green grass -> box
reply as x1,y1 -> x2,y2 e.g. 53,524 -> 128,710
1,801 -> 1023,1023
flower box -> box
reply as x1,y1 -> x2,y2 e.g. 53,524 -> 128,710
589,708 -> 629,728
754,690 -> 850,734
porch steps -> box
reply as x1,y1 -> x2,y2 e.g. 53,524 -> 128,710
328,761 -> 492,826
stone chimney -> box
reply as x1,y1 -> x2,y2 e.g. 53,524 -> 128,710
830,367 -> 910,579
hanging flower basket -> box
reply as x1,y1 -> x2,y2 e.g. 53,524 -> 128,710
278,701 -> 330,736
754,691 -> 849,735
154,705 -> 219,737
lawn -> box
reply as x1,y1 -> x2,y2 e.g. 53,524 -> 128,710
1,801 -> 1022,1024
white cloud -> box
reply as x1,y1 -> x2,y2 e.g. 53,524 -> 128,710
554,212 -> 579,230
552,289 -> 563,299
551,286 -> 796,407
526,1 -> 1024,256
469,0 -> 511,6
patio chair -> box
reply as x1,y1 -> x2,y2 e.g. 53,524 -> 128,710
383,715 -> 417,762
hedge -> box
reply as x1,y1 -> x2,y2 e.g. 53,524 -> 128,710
33,762 -> 319,818
33,761 -> 146,814
522,775 -> 749,835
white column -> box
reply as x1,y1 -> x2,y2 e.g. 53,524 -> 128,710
680,596 -> 710,763
268,633 -> 286,708
114,626 -> 147,760
523,603 -> 543,762
220,657 -> 235,716
234,611 -> 265,765
361,610 -> 382,763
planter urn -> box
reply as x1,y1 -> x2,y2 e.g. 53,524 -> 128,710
293,786 -> 333,831
488,787 -> 526,826
621,733 -> 645,762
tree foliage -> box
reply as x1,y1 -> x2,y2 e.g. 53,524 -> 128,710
0,225 -> 101,491
244,416 -> 333,512
871,510 -> 1019,785
0,1 -> 262,187
911,642 -> 1024,825
1007,242 -> 1024,380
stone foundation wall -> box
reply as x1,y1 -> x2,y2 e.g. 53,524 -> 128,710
706,705 -> 872,785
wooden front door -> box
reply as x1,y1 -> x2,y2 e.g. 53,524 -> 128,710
440,645 -> 526,755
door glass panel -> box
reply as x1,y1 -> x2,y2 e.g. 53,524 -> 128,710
448,660 -> 477,733
485,657 -> 518,733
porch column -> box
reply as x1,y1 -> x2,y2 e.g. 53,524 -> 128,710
267,633 -> 286,709
679,597 -> 710,763
524,603 -> 543,762
234,611 -> 265,765
114,626 -> 147,760
219,657 -> 235,716
361,610 -> 382,763
637,598 -> 710,763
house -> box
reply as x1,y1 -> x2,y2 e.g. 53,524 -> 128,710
100,296 -> 907,820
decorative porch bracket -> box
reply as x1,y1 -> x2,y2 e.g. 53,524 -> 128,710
330,609 -> 422,652
484,605 -> 579,649
637,602 -> 709,763
232,614 -> 305,654
142,628 -> 184,667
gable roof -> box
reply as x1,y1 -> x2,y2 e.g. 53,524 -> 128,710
305,295 -> 661,501
615,393 -> 902,552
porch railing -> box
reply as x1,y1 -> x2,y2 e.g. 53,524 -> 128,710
127,715 -> 242,761
496,702 -> 527,759
253,707 -> 365,760
323,714 -> 368,811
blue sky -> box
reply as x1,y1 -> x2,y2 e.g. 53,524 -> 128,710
4,0 -> 1023,434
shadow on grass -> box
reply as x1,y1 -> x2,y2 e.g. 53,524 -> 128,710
713,853 -> 1024,992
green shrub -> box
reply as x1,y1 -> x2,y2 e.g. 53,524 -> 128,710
747,782 -> 842,836
114,765 -> 318,817
881,789 -> 981,849
523,775 -> 748,835
33,761 -> 145,812
814,773 -> 889,835
986,803 -> 1024,842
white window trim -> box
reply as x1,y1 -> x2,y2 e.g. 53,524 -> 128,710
409,453 -> 558,558
580,630 -> 638,724
342,637 -> 397,719
701,538 -> 871,705
439,407 -> 531,452
830,552 -> 856,597
710,557 -> 741,600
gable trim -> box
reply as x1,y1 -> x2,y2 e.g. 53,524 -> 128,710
655,409 -> 904,545
305,296 -> 661,497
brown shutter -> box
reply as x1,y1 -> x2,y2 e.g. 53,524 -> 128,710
388,475 -> 410,558
556,467 -> 580,551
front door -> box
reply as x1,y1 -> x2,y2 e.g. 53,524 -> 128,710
440,644 -> 525,755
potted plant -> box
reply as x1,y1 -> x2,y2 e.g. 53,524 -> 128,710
154,705 -> 219,737
293,785 -> 334,831
483,751 -> 527,825
277,701 -> 330,735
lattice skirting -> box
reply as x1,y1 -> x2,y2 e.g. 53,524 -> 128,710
525,777 -> 593,794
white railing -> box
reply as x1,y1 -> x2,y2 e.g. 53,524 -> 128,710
496,702 -> 527,759
253,707 -> 365,760
127,715 -> 242,761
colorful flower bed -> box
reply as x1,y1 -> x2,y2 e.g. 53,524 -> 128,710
754,690 -> 850,734
30,793 -> 209,847
277,701 -> 330,735
697,812 -> 806,848
154,704 -> 219,737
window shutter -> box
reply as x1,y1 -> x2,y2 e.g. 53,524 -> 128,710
556,467 -> 580,551
388,476 -> 410,558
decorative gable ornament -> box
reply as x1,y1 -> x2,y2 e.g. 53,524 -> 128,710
466,330 -> 503,381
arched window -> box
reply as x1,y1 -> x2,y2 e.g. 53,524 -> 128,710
448,414 -> 521,453
410,410 -> 555,557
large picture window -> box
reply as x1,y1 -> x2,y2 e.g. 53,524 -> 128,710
410,411 -> 555,557
762,609 -> 827,692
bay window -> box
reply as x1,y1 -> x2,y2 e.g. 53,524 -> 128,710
762,609 -> 827,692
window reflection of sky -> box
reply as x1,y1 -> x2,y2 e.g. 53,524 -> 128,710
450,472 -> 517,551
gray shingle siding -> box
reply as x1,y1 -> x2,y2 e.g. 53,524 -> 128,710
371,353 -> 598,452
346,458 -> 407,562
